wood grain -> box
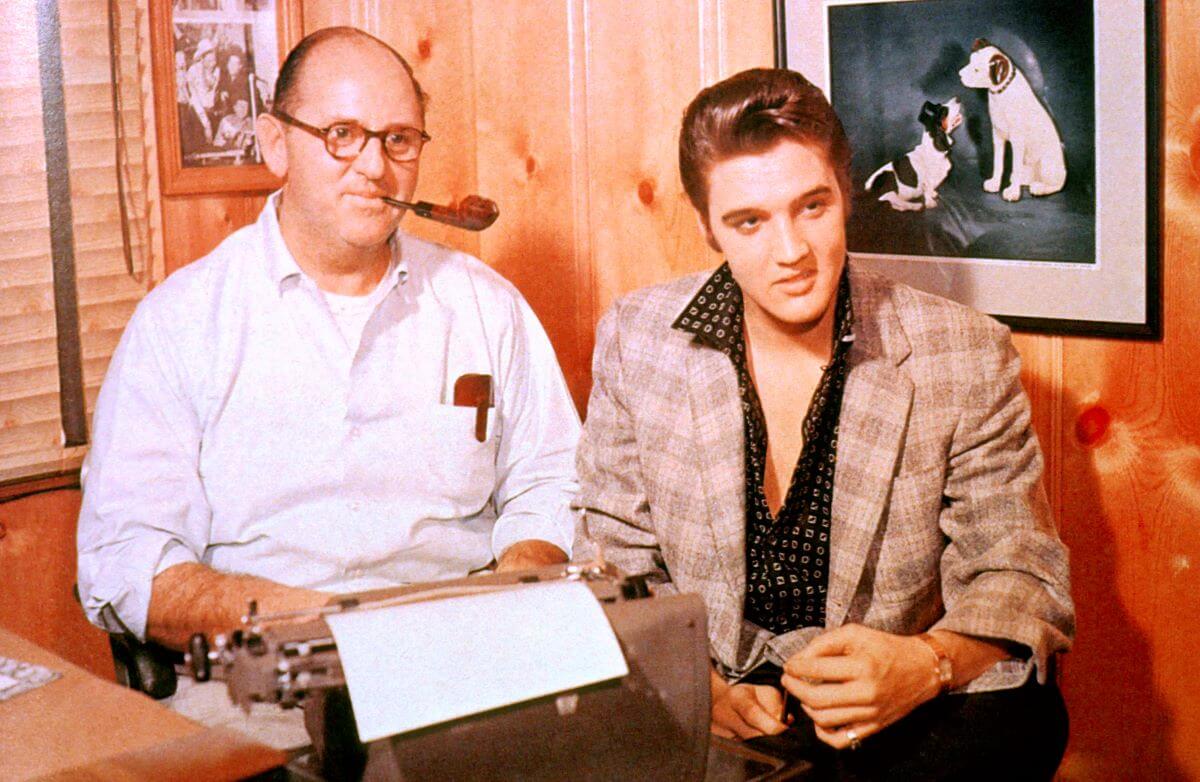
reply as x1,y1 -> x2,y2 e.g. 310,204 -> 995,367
0,627 -> 284,781
1051,3 -> 1200,779
3,1 -> 1198,779
374,0 -> 481,259
161,194 -> 266,276
472,0 -> 591,407
0,489 -> 112,680
584,0 -> 717,316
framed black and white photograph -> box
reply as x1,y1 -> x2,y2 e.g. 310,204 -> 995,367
150,0 -> 303,195
777,0 -> 1160,338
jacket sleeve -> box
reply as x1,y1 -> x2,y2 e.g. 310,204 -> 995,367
932,327 -> 1075,683
571,304 -> 674,592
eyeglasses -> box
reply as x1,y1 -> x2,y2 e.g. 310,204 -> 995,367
272,109 -> 431,163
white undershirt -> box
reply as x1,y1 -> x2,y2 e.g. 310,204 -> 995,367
322,273 -> 393,351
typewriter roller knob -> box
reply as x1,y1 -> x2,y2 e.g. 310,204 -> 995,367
188,633 -> 211,682
620,574 -> 652,600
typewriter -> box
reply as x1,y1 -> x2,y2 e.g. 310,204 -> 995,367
186,560 -> 809,781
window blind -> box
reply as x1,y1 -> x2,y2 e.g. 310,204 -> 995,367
0,0 -> 152,486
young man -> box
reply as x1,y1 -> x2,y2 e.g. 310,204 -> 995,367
573,68 -> 1073,778
77,27 -> 578,746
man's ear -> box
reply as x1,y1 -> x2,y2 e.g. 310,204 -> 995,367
255,113 -> 289,179
696,212 -> 722,253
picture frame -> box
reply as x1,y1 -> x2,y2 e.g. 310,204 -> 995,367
776,0 -> 1161,339
149,0 -> 303,196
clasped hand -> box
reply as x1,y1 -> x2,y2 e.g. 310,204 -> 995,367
709,625 -> 941,747
780,624 -> 940,750
709,668 -> 791,740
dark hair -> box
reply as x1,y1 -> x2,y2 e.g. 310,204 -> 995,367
679,68 -> 852,221
273,27 -> 428,117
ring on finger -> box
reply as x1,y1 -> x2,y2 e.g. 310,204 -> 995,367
846,727 -> 862,751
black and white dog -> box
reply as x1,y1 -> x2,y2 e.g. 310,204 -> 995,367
958,39 -> 1066,202
864,98 -> 963,212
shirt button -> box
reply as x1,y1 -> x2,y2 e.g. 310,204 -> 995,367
349,426 -> 362,439
349,501 -> 361,512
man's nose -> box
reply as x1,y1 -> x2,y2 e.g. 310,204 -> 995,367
353,136 -> 387,179
775,219 -> 810,265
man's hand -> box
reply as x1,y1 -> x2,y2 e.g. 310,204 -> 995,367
781,625 -> 1017,749
780,625 -> 941,750
494,540 -> 568,573
710,668 -> 791,740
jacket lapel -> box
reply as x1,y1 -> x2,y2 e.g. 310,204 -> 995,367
827,269 -> 914,628
682,339 -> 746,665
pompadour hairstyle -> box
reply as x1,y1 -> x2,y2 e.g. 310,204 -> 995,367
679,68 -> 852,221
273,26 -> 428,117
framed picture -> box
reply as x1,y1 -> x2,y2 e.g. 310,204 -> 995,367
149,0 -> 303,195
776,0 -> 1161,338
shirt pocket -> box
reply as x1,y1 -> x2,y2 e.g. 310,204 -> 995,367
417,404 -> 499,516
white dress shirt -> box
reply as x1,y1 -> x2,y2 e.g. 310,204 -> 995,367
77,194 -> 581,640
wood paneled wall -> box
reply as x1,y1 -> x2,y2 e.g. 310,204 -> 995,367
0,487 -> 111,680
4,0 -> 1196,778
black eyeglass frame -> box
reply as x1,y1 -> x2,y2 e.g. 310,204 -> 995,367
271,109 -> 431,163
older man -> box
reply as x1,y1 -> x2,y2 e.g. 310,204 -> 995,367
573,68 -> 1073,779
78,27 -> 579,745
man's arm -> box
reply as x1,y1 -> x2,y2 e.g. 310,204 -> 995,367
78,299 -> 217,641
783,322 -> 1072,748
147,563 -> 329,650
486,291 -> 581,564
933,327 -> 1073,669
570,304 -> 671,583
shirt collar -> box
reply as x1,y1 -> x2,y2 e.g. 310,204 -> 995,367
260,190 -> 410,296
672,261 -> 856,354
671,262 -> 744,352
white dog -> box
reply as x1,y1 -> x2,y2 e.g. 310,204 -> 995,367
864,98 -> 964,212
958,38 -> 1066,202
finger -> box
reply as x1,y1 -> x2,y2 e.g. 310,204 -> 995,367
812,722 -> 844,749
811,719 -> 878,753
710,721 -> 737,739
784,654 -> 863,683
800,703 -> 878,730
735,690 -> 789,736
712,703 -> 759,740
795,625 -> 859,659
781,676 -> 865,710
813,721 -> 879,751
714,691 -> 775,740
751,684 -> 787,721
705,695 -> 753,738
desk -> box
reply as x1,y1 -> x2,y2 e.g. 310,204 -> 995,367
0,627 -> 285,781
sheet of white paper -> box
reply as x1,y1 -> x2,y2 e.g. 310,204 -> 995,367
0,656 -> 60,702
325,580 -> 629,742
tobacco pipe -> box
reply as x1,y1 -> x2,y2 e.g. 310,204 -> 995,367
381,194 -> 500,231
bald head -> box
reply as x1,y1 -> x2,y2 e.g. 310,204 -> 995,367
273,27 -> 427,119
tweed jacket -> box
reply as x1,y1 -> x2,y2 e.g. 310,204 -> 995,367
573,264 -> 1074,693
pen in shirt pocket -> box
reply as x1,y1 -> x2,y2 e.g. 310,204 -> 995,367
452,373 -> 493,442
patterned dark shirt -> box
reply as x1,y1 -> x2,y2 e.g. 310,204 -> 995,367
673,263 -> 855,634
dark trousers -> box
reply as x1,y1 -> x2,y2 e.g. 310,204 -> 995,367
743,664 -> 1068,782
